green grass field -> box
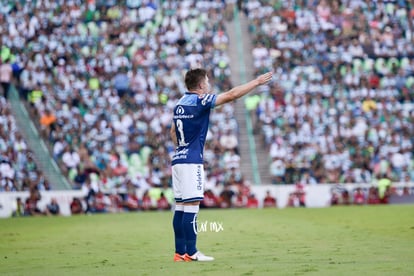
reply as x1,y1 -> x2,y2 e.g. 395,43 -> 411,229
1,205 -> 413,276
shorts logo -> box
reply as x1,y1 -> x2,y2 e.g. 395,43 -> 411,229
196,165 -> 202,191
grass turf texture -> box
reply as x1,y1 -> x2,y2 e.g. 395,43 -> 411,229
0,205 -> 413,276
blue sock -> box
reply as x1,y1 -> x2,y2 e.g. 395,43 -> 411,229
183,205 -> 199,256
173,205 -> 185,255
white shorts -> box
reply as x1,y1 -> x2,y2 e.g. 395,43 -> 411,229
172,163 -> 204,203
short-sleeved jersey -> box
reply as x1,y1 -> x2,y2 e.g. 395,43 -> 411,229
172,92 -> 216,165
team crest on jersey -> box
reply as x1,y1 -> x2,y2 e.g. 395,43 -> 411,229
176,106 -> 185,115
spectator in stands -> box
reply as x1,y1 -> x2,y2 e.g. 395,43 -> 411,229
113,67 -> 130,99
70,197 -> 84,215
83,180 -> 96,214
263,190 -> 277,208
377,174 -> 392,202
201,189 -> 219,209
108,192 -> 124,213
91,190 -> 110,214
13,133 -> 27,153
353,187 -> 366,205
141,190 -> 154,211
330,191 -> 340,206
402,185 -> 411,196
287,184 -> 306,207
0,159 -> 17,191
233,191 -> 247,208
269,157 -> 286,184
0,58 -> 12,98
299,171 -> 318,185
367,187 -> 380,205
222,148 -> 241,170
40,179 -> 52,191
123,189 -> 140,212
12,197 -> 25,217
72,165 -> 88,190
52,135 -> 67,161
156,192 -> 171,211
218,185 -> 234,208
24,189 -> 44,216
219,129 -> 239,153
341,190 -> 351,205
224,166 -> 244,186
39,108 -> 56,140
45,198 -> 60,216
246,193 -> 259,208
61,145 -> 80,176
110,152 -> 128,178
380,185 -> 393,204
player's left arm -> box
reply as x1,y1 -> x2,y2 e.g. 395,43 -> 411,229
170,121 -> 178,147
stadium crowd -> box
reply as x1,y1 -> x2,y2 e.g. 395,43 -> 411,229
1,0 -> 413,214
0,97 -> 53,192
1,0 -> 250,199
245,0 -> 414,185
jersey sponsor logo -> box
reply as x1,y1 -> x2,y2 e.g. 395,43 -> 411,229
174,106 -> 194,119
172,148 -> 188,160
174,114 -> 194,119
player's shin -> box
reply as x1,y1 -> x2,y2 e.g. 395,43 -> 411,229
183,204 -> 199,256
173,204 -> 185,255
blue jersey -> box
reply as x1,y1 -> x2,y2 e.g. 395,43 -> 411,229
172,92 -> 217,165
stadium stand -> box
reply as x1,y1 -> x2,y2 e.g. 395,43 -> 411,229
0,99 -> 49,192
1,1 -> 247,200
1,0 -> 413,213
245,0 -> 414,185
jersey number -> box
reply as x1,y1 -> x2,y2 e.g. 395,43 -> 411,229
176,119 -> 189,147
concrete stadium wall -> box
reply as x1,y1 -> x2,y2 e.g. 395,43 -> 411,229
1,183 -> 413,218
0,190 -> 85,218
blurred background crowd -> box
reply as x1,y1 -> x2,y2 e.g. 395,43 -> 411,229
246,0 -> 414,185
1,0 -> 240,194
0,0 -> 413,214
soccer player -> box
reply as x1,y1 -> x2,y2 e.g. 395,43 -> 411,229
170,68 -> 273,262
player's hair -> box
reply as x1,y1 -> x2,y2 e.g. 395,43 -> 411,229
185,68 -> 207,91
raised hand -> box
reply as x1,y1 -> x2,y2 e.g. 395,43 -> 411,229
256,72 -> 273,85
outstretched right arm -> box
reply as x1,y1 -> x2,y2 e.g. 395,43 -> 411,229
215,71 -> 273,107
